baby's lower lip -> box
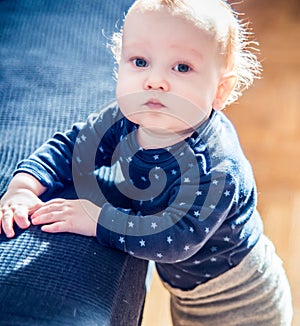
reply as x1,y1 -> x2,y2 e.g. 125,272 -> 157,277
144,101 -> 165,109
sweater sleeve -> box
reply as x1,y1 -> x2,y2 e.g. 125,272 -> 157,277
14,104 -> 121,196
96,169 -> 238,264
14,124 -> 81,195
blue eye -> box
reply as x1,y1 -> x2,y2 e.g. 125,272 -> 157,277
174,63 -> 191,73
133,58 -> 148,68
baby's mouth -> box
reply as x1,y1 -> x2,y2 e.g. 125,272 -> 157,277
144,99 -> 166,109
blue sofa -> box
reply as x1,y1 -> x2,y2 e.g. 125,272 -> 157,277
0,1 -> 149,325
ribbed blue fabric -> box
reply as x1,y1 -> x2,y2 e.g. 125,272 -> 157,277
0,224 -> 147,325
0,1 -> 148,325
0,0 -> 131,195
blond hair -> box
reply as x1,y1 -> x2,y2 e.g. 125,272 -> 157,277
109,0 -> 261,106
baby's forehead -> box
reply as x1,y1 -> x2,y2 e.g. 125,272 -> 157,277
125,1 -> 237,48
123,7 -> 217,46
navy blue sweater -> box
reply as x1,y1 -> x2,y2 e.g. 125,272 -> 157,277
15,103 -> 263,290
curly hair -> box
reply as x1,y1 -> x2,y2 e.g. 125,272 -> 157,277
109,0 -> 262,106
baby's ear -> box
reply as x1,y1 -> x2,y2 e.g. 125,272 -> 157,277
212,73 -> 237,110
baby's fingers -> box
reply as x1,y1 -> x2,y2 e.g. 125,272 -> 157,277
41,221 -> 68,233
11,204 -> 30,229
31,208 -> 65,226
0,207 -> 15,238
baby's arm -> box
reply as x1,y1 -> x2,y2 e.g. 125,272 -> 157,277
96,172 -> 238,264
1,105 -> 126,238
0,172 -> 46,238
0,173 -> 100,238
1,109 -> 118,238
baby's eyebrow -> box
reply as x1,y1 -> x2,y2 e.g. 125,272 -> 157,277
121,43 -> 148,57
169,45 -> 203,61
122,40 -> 148,49
122,44 -> 203,62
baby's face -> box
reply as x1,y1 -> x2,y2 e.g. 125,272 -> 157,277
116,7 -> 223,135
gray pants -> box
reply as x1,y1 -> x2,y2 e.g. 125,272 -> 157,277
163,236 -> 293,326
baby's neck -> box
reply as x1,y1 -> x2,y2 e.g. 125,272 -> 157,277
136,127 -> 194,150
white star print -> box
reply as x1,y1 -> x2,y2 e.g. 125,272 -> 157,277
76,138 -> 81,144
205,273 -> 211,278
175,274 -> 181,279
194,260 -> 201,265
188,163 -> 194,168
210,257 -> 217,262
153,155 -> 159,160
129,251 -> 135,255
167,236 -> 173,244
196,190 -> 202,196
151,222 -> 158,229
211,246 -> 217,252
171,170 -> 177,175
224,236 -> 230,242
193,210 -> 200,217
189,227 -> 195,233
205,227 -> 210,234
81,134 -> 87,142
156,253 -> 163,258
119,237 -> 125,244
224,190 -> 231,197
154,174 -> 159,180
126,156 -> 132,163
128,222 -> 134,228
76,156 -> 82,163
212,180 -> 219,185
139,239 -> 146,247
184,177 -> 191,183
209,204 -> 216,209
141,176 -> 147,182
184,245 -> 190,251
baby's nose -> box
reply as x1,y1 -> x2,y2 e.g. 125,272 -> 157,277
144,73 -> 170,91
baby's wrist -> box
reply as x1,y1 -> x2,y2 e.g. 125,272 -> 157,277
9,172 -> 47,196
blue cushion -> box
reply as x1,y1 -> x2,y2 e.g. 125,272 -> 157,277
0,0 -> 149,325
0,226 -> 148,325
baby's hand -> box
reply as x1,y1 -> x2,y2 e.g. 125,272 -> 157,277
0,188 -> 44,238
31,199 -> 100,237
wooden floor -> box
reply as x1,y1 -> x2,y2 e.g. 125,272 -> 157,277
142,1 -> 300,325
